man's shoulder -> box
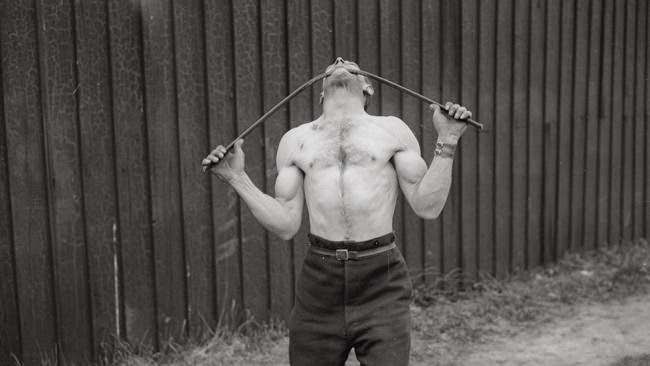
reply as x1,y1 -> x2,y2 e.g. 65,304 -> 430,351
276,122 -> 313,167
367,114 -> 418,151
280,120 -> 318,144
368,115 -> 411,134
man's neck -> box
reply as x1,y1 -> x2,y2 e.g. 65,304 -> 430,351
321,88 -> 366,121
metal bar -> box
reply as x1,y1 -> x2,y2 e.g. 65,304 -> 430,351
203,67 -> 483,172
202,72 -> 329,172
351,69 -> 484,130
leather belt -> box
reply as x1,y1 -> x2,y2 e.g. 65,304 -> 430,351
310,242 -> 397,261
308,232 -> 396,250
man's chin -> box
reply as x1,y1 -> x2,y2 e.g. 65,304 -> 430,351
324,71 -> 357,88
324,81 -> 352,93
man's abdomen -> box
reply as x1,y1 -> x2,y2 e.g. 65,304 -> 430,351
304,165 -> 398,241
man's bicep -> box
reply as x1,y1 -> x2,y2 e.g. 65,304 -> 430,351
275,128 -> 302,201
274,164 -> 304,212
392,117 -> 427,192
393,149 -> 427,193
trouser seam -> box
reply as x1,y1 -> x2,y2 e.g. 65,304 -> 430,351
343,260 -> 349,338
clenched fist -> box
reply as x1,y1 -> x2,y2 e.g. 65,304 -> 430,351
202,139 -> 245,182
431,102 -> 472,145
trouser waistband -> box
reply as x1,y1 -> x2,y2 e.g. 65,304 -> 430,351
307,232 -> 396,250
307,232 -> 397,261
310,243 -> 397,261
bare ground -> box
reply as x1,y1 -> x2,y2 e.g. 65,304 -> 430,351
454,295 -> 650,366
255,294 -> 650,365
113,241 -> 650,366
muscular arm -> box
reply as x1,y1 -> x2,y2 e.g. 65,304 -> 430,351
226,132 -> 304,240
391,118 -> 455,219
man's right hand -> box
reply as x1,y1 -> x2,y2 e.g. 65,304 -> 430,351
202,139 -> 245,182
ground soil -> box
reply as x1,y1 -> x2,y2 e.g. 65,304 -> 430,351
261,294 -> 650,365
116,243 -> 650,366
429,294 -> 650,366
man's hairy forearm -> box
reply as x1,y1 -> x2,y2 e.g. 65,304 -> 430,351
226,172 -> 297,239
412,156 -> 454,219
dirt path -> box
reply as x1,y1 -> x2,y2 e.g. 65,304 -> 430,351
262,295 -> 650,365
203,295 -> 650,365
454,294 -> 650,366
250,295 -> 650,365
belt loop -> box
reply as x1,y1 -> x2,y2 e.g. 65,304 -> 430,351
335,249 -> 349,261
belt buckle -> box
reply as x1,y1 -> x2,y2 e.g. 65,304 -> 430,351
335,249 -> 349,261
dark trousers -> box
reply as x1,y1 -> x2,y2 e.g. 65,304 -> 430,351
289,236 -> 413,366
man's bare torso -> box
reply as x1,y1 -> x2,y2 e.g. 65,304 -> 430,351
285,113 -> 403,242
204,59 -> 469,245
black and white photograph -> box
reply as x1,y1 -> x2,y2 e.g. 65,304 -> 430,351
0,0 -> 649,365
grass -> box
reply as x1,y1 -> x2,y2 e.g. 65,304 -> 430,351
109,239 -> 650,366
111,315 -> 286,366
410,239 -> 650,364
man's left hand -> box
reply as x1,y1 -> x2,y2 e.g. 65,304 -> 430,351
430,102 -> 472,145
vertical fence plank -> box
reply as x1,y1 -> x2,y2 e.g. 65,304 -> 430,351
494,0 -> 513,277
421,0 -> 444,280
379,0 -> 405,249
460,0 -> 478,280
633,0 -> 646,240
645,2 -> 650,239
583,0 -> 603,250
172,0 -> 215,338
0,48 -> 22,364
556,0 -> 575,258
287,0 -> 312,293
512,0 -> 530,271
1,3 -> 58,363
232,0 -> 270,322
597,0 -> 614,247
74,0 -> 119,358
311,0 -> 334,116
204,0 -> 243,325
621,0 -> 636,241
570,0 -> 589,252
477,0 -> 496,275
543,0 -> 560,263
37,0 -> 94,361
358,0 -> 380,117
528,0 -> 545,268
334,0 -> 356,60
609,0 -> 625,245
107,0 -> 157,348
440,0 -> 462,275
261,0 -> 293,321
401,0 -> 424,279
141,0 -> 187,345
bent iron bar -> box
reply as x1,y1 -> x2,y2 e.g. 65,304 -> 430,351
202,68 -> 483,172
202,71 -> 330,172
350,69 -> 484,130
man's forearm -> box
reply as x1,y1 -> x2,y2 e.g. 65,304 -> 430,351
226,172 -> 298,239
411,154 -> 454,218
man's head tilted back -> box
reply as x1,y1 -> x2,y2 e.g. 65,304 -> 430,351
321,57 -> 374,110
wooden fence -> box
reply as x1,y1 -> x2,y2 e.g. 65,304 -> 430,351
1,0 -> 648,364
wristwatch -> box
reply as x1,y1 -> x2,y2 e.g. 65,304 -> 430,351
434,141 -> 456,158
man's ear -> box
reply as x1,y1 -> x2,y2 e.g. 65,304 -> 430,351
362,76 -> 374,97
363,82 -> 374,110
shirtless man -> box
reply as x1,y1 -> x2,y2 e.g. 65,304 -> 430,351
202,58 -> 471,366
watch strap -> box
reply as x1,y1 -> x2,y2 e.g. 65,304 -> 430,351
434,141 -> 456,158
